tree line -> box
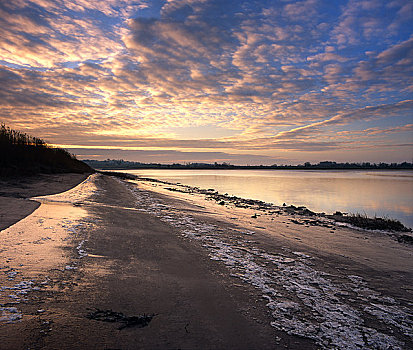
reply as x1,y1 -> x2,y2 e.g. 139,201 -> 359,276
84,159 -> 413,170
0,124 -> 92,177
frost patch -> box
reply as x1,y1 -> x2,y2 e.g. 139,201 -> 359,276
0,307 -> 22,323
2,280 -> 40,295
125,180 -> 411,349
5,269 -> 18,280
76,239 -> 88,258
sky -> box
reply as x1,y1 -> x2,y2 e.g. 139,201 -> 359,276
0,0 -> 412,165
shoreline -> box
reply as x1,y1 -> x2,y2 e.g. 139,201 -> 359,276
0,172 -> 412,349
104,170 -> 413,236
128,174 -> 413,270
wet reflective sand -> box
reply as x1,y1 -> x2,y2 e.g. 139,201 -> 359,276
0,174 -> 98,319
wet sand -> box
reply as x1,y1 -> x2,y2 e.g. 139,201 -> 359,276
0,173 -> 90,231
0,173 -> 412,349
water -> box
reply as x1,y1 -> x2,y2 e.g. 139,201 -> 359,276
125,169 -> 413,228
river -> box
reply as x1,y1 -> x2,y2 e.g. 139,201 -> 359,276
124,169 -> 413,228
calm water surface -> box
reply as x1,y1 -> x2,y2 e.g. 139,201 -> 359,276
126,169 -> 413,228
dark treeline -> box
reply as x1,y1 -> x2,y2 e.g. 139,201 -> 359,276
84,159 -> 413,170
0,124 -> 92,177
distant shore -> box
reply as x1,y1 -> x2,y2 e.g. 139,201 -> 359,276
84,159 -> 413,170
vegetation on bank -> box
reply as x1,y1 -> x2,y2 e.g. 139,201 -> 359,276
0,123 -> 92,177
84,159 -> 413,170
328,212 -> 411,233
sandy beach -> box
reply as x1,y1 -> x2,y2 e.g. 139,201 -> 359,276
0,173 -> 412,349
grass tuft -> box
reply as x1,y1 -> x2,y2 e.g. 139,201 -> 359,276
330,212 -> 411,232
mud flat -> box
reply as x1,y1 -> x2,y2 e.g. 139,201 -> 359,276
0,173 -> 412,349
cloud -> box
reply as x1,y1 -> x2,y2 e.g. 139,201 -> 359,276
274,100 -> 413,140
366,124 -> 413,136
283,0 -> 319,20
0,0 -> 412,164
0,0 -> 144,67
307,53 -> 349,63
330,0 -> 388,47
376,36 -> 413,65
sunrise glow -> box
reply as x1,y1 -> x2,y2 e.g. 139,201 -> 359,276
1,0 -> 412,164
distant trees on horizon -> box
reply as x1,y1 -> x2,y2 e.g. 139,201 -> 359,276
84,158 -> 413,170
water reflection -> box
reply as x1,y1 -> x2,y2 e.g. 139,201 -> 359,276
127,170 -> 413,228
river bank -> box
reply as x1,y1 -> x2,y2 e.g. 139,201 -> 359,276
122,168 -> 413,229
0,173 -> 412,349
